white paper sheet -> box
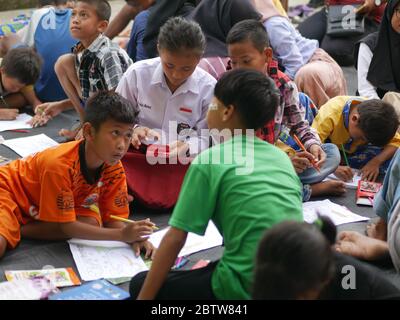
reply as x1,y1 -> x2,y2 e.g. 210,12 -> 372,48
0,113 -> 32,132
149,221 -> 223,257
303,199 -> 369,226
323,169 -> 361,189
68,240 -> 149,281
2,134 -> 58,157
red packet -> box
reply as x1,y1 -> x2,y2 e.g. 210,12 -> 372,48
191,259 -> 210,270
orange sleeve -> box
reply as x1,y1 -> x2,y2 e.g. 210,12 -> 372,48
38,170 -> 76,223
99,167 -> 129,223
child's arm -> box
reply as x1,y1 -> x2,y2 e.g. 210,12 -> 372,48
137,227 -> 187,299
104,4 -> 140,39
361,145 -> 398,181
20,85 -> 42,110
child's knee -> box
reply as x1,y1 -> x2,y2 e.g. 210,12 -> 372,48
55,54 -> 75,76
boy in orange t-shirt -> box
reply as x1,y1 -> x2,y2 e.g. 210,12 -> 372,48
0,91 -> 156,259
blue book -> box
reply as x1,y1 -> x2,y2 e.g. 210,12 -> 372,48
49,279 -> 130,300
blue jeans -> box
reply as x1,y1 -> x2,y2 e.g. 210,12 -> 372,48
374,149 -> 400,223
127,9 -> 150,62
300,143 -> 340,201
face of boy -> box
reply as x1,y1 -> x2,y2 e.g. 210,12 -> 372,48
206,97 -> 225,131
228,40 -> 271,74
158,48 -> 200,92
0,71 -> 25,93
70,2 -> 108,43
89,119 -> 134,166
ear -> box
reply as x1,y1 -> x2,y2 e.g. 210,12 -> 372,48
82,122 -> 95,141
222,104 -> 235,122
351,113 -> 360,124
98,20 -> 109,33
263,47 -> 273,64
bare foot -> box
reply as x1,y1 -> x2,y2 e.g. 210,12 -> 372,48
0,108 -> 18,120
311,180 -> 347,197
335,231 -> 389,260
366,218 -> 387,241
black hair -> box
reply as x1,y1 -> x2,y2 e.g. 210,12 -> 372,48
77,0 -> 111,21
84,91 -> 139,130
226,19 -> 270,52
356,99 -> 399,147
1,48 -> 42,86
157,16 -> 206,56
38,0 -> 69,5
214,69 -> 279,130
253,216 -> 336,300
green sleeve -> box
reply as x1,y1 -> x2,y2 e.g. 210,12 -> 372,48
169,163 -> 216,236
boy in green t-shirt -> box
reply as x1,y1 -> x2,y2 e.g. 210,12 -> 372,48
130,69 -> 303,300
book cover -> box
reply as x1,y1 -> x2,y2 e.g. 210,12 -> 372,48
0,276 -> 59,300
48,279 -> 130,300
356,180 -> 382,206
5,267 -> 81,287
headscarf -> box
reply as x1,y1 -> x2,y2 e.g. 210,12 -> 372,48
367,0 -> 400,92
187,0 -> 261,57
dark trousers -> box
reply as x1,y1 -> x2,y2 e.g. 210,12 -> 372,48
129,261 -> 218,300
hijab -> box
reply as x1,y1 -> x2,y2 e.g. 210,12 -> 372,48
187,0 -> 261,57
367,0 -> 400,92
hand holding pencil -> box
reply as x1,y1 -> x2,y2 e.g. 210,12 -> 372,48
110,215 -> 158,243
292,134 -> 321,173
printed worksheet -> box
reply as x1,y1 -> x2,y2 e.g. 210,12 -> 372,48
303,199 -> 369,225
149,221 -> 223,257
0,113 -> 32,132
68,240 -> 148,281
323,169 -> 361,189
2,134 -> 58,157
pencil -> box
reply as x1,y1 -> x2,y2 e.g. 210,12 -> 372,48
292,134 -> 321,173
8,129 -> 30,133
340,144 -> 350,167
109,214 -> 159,230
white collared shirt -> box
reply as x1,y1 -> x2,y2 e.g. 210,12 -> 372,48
116,57 -> 216,155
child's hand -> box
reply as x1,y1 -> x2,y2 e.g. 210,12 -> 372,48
334,165 -> 354,181
0,108 -> 18,120
290,151 -> 314,173
121,219 -> 155,243
360,158 -> 380,182
132,126 -> 161,149
131,240 -> 156,259
309,144 -> 326,167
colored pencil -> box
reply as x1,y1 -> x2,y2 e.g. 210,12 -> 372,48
109,214 -> 159,230
292,134 -> 321,173
341,144 -> 350,167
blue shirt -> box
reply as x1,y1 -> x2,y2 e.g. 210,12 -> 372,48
264,16 -> 318,80
22,7 -> 77,102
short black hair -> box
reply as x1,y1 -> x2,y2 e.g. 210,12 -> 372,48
356,99 -> 399,147
1,48 -> 42,85
226,19 -> 270,52
157,16 -> 206,56
253,216 -> 336,300
77,0 -> 111,21
84,91 -> 139,130
214,69 -> 279,130
38,0 -> 69,5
